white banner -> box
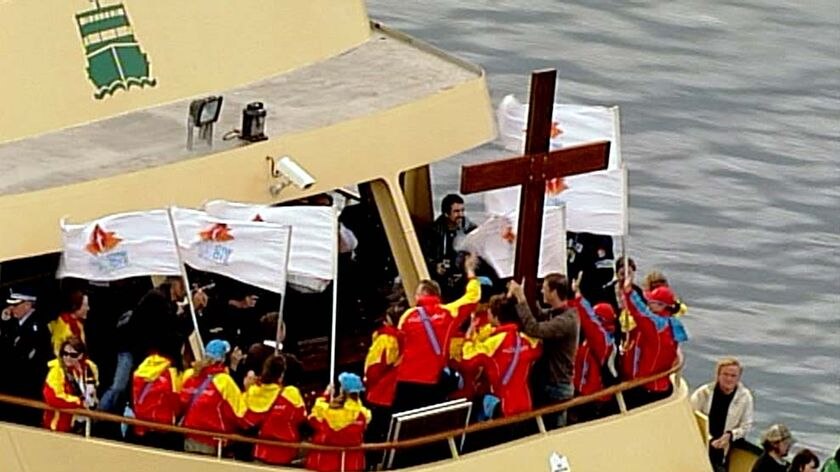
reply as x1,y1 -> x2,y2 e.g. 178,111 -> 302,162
203,200 -> 336,292
58,210 -> 181,281
460,206 -> 566,278
494,95 -> 626,235
171,207 -> 291,294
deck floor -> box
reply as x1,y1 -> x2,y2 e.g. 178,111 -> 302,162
2,28 -> 478,196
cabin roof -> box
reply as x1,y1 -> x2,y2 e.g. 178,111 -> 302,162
1,28 -> 479,197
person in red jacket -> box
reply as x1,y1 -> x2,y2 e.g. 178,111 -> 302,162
393,253 -> 481,412
241,354 -> 307,465
447,276 -> 497,402
306,372 -> 372,472
180,339 -> 246,455
43,336 -> 99,433
363,306 -> 401,445
569,290 -> 618,423
620,281 -> 688,408
131,350 -> 182,449
462,294 -> 542,419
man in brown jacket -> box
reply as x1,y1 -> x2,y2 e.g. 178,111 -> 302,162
509,274 -> 579,428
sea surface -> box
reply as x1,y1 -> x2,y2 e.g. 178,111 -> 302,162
368,0 -> 839,455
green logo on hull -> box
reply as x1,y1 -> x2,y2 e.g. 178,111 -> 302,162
75,0 -> 156,99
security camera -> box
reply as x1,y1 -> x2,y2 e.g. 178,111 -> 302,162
267,156 -> 315,195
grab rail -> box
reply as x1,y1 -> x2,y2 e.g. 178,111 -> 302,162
0,354 -> 684,455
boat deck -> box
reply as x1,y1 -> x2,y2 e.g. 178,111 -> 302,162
1,25 -> 479,196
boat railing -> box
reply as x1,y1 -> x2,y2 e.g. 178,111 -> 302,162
0,353 -> 685,468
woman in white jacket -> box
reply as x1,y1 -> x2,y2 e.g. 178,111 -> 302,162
690,357 -> 755,472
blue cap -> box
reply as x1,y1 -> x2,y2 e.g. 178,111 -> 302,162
205,339 -> 231,361
338,372 -> 365,394
477,276 -> 494,286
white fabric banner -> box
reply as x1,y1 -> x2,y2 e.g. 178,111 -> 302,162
171,207 -> 291,294
58,210 -> 181,281
494,95 -> 626,235
203,200 -> 336,292
460,206 -> 567,278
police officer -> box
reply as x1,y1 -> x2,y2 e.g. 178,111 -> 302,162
0,289 -> 52,426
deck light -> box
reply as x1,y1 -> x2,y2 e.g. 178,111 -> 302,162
240,102 -> 268,142
187,95 -> 224,150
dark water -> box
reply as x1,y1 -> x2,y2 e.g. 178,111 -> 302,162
368,0 -> 840,455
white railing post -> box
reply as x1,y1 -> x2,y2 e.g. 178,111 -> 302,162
536,415 -> 547,434
616,392 -> 628,413
341,450 -> 346,472
216,438 -> 223,460
447,437 -> 460,460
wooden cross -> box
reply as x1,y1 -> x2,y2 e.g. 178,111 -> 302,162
460,69 -> 611,306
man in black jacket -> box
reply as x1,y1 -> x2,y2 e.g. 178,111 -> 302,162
423,194 -> 477,301
0,289 -> 52,426
99,277 -> 202,415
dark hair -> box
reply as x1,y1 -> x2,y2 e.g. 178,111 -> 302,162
615,257 -> 637,273
789,449 -> 820,471
260,354 -> 287,385
488,294 -> 518,325
417,279 -> 441,298
441,194 -> 465,215
59,336 -> 86,357
63,290 -> 87,313
282,353 -> 303,386
543,273 -> 574,301
260,312 -> 279,336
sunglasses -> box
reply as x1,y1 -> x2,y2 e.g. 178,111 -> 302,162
61,351 -> 82,359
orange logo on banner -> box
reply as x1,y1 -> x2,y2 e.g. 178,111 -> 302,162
550,121 -> 563,139
200,223 -> 234,242
546,177 -> 568,196
86,224 -> 122,255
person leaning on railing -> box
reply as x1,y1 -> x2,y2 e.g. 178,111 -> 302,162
179,339 -> 246,456
306,373 -> 371,472
240,353 -> 307,466
620,278 -> 688,409
131,345 -> 183,450
690,357 -> 754,472
42,336 -> 99,433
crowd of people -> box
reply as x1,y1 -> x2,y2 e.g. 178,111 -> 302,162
0,193 -> 835,472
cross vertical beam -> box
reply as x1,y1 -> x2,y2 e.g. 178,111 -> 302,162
514,69 -> 556,303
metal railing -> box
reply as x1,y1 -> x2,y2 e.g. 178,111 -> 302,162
0,354 -> 684,469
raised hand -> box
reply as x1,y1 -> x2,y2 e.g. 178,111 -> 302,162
507,279 -> 526,303
572,272 -> 584,297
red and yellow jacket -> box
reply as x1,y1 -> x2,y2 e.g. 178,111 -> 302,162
132,354 -> 181,436
48,313 -> 85,356
620,291 -> 678,393
179,364 -> 245,445
572,298 -> 615,399
241,383 -> 307,465
363,325 -> 400,407
449,309 -> 494,400
396,278 -> 480,385
42,358 -> 99,432
305,396 -> 372,472
462,324 -> 542,417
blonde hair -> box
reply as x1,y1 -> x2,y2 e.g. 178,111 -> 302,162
715,357 -> 742,377
643,270 -> 669,291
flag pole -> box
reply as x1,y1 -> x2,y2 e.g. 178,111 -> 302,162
166,207 -> 205,359
274,227 -> 293,354
613,106 -> 629,280
329,207 -> 339,384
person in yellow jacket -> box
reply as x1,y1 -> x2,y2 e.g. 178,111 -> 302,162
42,336 -> 99,433
49,290 -> 89,356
